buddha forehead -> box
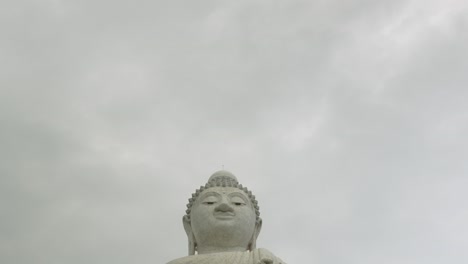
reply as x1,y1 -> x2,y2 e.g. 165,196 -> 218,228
197,187 -> 249,200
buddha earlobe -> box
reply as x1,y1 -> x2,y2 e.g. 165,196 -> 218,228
182,215 -> 196,255
248,217 -> 263,251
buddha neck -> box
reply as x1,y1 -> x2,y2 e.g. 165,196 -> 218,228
196,245 -> 249,255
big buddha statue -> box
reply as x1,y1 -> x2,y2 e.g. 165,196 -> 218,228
167,170 -> 286,264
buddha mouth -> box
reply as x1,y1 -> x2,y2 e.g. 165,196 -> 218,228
214,212 -> 235,219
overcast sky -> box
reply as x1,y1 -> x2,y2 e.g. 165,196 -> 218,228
1,0 -> 468,263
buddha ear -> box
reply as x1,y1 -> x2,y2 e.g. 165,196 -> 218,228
248,217 -> 262,251
183,215 -> 196,255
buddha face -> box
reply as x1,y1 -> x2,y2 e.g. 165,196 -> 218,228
189,187 -> 258,253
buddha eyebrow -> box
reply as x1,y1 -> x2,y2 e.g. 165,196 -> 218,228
199,192 -> 221,200
228,192 -> 249,201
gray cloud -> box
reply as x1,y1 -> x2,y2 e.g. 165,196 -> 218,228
1,0 -> 467,263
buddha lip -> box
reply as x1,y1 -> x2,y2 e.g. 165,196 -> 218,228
214,212 -> 235,218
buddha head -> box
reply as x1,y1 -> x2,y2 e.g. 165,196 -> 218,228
183,170 -> 262,255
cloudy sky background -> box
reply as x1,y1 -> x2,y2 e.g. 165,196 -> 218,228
1,0 -> 468,263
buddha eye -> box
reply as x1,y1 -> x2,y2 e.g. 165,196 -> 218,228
231,196 -> 247,206
201,195 -> 218,205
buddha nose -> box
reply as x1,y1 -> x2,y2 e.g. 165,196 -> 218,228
215,202 -> 234,213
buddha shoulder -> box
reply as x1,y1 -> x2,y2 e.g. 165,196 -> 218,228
166,249 -> 286,264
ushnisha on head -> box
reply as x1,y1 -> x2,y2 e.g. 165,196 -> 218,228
182,171 -> 263,255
